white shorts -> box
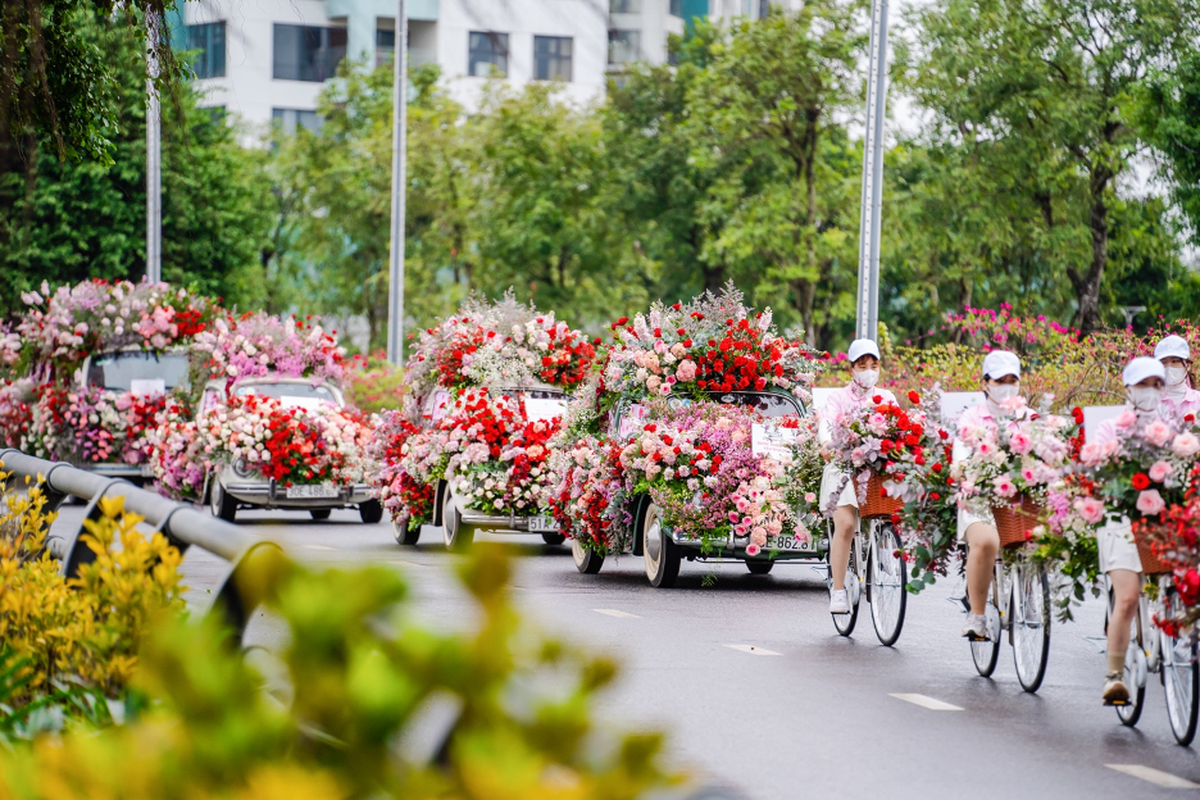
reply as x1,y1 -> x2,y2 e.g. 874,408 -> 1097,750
820,462 -> 858,514
957,507 -> 995,543
1098,518 -> 1142,574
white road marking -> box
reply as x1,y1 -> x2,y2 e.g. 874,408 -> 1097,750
593,609 -> 641,619
303,544 -> 336,551
724,644 -> 782,656
889,693 -> 963,711
387,560 -> 424,568
1105,764 -> 1200,788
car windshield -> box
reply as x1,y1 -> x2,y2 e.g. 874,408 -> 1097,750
234,382 -> 339,408
87,351 -> 190,393
515,389 -> 569,422
710,392 -> 802,419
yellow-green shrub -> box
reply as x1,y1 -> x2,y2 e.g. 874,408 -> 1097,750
0,480 -> 184,707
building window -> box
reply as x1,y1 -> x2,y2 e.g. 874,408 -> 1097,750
669,0 -> 683,16
533,36 -> 572,82
273,24 -> 347,82
611,0 -> 641,12
468,31 -> 508,77
185,21 -> 226,79
607,30 -> 641,66
272,108 -> 322,135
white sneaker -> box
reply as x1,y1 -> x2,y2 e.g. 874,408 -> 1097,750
961,614 -> 989,640
1103,672 -> 1130,705
829,589 -> 850,614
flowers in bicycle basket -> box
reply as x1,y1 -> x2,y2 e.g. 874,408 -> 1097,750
952,397 -> 1076,520
1074,411 -> 1197,527
600,283 -> 822,405
826,391 -> 937,514
1134,466 -> 1200,634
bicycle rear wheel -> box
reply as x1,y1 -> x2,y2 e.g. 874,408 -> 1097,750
1160,591 -> 1199,746
868,522 -> 907,647
829,534 -> 860,637
1011,562 -> 1051,693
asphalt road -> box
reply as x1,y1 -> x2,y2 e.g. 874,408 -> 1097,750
53,504 -> 1200,799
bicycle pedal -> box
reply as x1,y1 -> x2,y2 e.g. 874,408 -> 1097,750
965,634 -> 991,643
1103,698 -> 1130,707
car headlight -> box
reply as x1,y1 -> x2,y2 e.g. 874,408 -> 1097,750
233,458 -> 252,478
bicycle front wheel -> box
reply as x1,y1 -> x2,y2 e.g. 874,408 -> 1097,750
1011,562 -> 1051,693
1108,587 -> 1145,727
1160,591 -> 1199,746
868,522 -> 907,647
829,530 -> 860,637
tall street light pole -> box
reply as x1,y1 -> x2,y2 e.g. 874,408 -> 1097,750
386,0 -> 408,365
146,9 -> 163,284
855,0 -> 889,340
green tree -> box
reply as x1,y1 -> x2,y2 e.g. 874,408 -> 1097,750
0,12 -> 272,315
1141,48 -> 1200,246
900,0 -> 1199,335
682,5 -> 866,347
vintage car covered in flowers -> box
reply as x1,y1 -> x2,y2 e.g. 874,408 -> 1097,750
201,375 -> 381,523
372,294 -> 595,549
545,285 -> 827,587
1,279 -> 216,483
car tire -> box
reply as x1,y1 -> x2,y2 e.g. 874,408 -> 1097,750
359,499 -> 384,524
642,501 -> 680,588
393,512 -> 421,545
210,479 -> 237,523
746,560 -> 774,575
310,509 -> 332,521
442,487 -> 474,551
571,538 -> 604,574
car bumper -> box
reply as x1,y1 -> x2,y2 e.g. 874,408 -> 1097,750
222,480 -> 374,509
457,507 -> 558,534
667,528 -> 827,560
85,463 -> 154,481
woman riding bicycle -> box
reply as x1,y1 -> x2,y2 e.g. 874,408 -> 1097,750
820,339 -> 897,615
1156,334 -> 1200,425
1092,356 -> 1174,705
955,350 -> 1026,641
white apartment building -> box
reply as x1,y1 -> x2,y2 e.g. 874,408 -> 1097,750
173,0 -> 795,136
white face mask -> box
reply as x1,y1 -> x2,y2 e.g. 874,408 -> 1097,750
853,369 -> 879,389
1165,365 -> 1189,388
987,383 -> 1019,405
1129,386 -> 1163,413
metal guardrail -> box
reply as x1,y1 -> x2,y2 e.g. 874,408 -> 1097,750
0,448 -> 280,638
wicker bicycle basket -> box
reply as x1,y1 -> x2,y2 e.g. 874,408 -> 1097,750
1131,521 -> 1171,576
991,495 -> 1044,549
859,471 -> 902,519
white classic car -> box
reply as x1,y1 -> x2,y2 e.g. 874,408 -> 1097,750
204,376 -> 382,524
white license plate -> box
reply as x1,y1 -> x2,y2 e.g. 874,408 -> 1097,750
764,534 -> 813,552
287,483 -> 339,499
139,464 -> 156,477
528,514 -> 556,532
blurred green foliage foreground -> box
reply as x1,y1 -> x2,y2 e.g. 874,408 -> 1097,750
0,486 -> 682,799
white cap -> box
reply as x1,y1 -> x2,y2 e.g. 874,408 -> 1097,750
981,350 -> 1021,380
1123,356 -> 1166,387
847,338 -> 881,364
1155,335 -> 1190,361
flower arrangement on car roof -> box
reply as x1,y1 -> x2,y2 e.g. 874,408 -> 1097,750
193,311 -> 346,388
15,279 -> 216,370
599,283 -> 822,407
400,292 -> 596,414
